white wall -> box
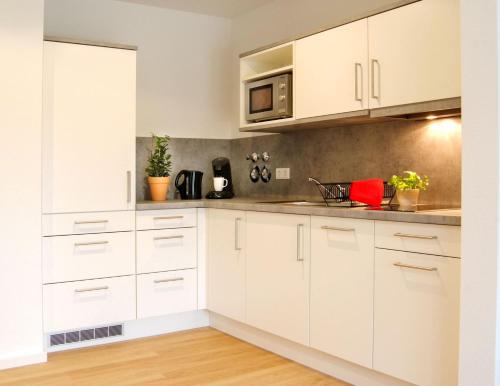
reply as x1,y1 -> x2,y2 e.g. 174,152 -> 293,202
460,0 -> 500,384
44,0 -> 233,139
0,0 -> 45,369
229,0 -> 414,137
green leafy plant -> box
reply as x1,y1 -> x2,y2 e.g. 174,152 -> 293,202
389,171 -> 429,191
145,134 -> 172,177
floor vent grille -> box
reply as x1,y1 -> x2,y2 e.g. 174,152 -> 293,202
49,324 -> 123,347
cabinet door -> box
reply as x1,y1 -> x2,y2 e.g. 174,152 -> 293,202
296,19 -> 368,119
207,209 -> 246,322
373,249 -> 460,386
368,0 -> 460,108
43,41 -> 136,213
246,212 -> 310,346
310,217 -> 374,368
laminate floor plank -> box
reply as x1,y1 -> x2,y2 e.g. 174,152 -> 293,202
0,328 -> 349,386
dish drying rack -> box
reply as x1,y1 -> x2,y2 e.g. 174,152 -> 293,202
308,177 -> 396,207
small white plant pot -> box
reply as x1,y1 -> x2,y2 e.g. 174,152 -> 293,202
396,189 -> 420,210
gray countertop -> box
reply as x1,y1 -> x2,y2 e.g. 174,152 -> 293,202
136,198 -> 461,226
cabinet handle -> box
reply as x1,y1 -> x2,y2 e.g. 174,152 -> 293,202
154,216 -> 184,221
235,217 -> 242,251
393,262 -> 438,272
394,233 -> 438,240
154,277 -> 184,284
153,235 -> 184,241
74,240 -> 109,247
127,170 -> 131,203
75,286 -> 109,293
297,224 -> 304,262
354,63 -> 363,102
371,59 -> 380,99
74,220 -> 109,225
321,226 -> 355,232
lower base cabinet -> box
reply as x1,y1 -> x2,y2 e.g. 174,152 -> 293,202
43,275 -> 136,332
373,248 -> 460,386
245,212 -> 310,346
137,269 -> 197,319
310,217 -> 374,368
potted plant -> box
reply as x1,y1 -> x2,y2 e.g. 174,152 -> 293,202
389,171 -> 429,210
146,134 -> 172,201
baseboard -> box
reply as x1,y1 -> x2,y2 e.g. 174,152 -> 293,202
0,352 -> 47,371
47,310 -> 209,352
209,312 -> 412,386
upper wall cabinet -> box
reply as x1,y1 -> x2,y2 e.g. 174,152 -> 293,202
42,41 -> 136,214
295,19 -> 369,119
368,0 -> 460,109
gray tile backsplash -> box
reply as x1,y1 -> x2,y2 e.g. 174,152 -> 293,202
137,118 -> 461,205
136,137 -> 230,201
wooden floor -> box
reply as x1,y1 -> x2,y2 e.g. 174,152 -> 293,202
0,328 -> 349,386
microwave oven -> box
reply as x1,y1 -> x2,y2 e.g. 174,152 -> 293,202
245,73 -> 292,122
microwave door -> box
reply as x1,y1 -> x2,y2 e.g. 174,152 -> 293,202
245,77 -> 279,122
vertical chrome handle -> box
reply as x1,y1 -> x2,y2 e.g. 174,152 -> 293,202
371,59 -> 380,99
354,63 -> 363,102
235,217 -> 242,251
297,224 -> 304,262
126,170 -> 131,203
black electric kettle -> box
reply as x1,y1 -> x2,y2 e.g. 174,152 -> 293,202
175,170 -> 203,200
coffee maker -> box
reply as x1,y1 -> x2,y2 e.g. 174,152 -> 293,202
206,157 -> 234,199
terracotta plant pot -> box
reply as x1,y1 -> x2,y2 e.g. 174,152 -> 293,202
396,189 -> 420,210
148,176 -> 170,201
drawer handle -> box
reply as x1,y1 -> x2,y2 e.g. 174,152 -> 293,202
154,277 -> 184,284
394,233 -> 438,240
321,226 -> 355,232
75,286 -> 109,293
154,235 -> 184,241
74,240 -> 109,247
154,216 -> 184,221
74,220 -> 109,225
393,262 -> 438,272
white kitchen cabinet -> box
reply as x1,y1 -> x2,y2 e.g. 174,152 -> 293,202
43,231 -> 135,283
137,269 -> 197,319
368,0 -> 460,108
43,275 -> 136,333
375,220 -> 461,258
373,248 -> 460,386
207,209 -> 246,322
245,212 -> 310,346
310,217 -> 374,368
42,41 -> 136,214
295,19 -> 368,119
136,227 -> 197,274
136,209 -> 197,230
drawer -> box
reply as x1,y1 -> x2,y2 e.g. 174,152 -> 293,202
43,232 -> 135,284
43,276 -> 136,332
375,221 -> 461,258
43,211 -> 135,236
136,209 -> 196,230
137,228 -> 197,274
137,269 -> 197,319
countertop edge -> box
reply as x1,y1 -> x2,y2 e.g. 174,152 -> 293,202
135,200 -> 461,226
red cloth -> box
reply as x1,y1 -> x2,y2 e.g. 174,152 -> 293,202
350,179 -> 384,207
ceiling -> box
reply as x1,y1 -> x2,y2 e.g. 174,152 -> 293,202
115,0 -> 275,18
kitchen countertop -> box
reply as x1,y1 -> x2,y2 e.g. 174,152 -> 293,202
136,198 -> 461,226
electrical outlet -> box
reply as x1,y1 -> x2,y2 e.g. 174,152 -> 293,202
276,168 -> 290,180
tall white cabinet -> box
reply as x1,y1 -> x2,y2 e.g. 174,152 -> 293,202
42,41 -> 137,336
42,41 -> 136,214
